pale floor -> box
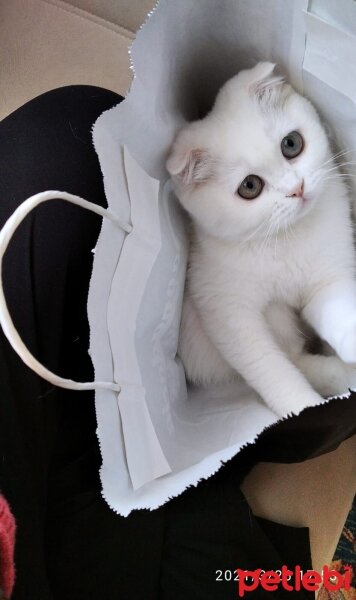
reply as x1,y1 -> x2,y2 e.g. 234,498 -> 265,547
1,0 -> 355,577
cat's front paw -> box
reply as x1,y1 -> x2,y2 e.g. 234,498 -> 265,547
336,327 -> 356,364
272,390 -> 322,418
343,364 -> 356,393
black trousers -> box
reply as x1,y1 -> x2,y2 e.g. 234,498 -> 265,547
0,86 -> 355,600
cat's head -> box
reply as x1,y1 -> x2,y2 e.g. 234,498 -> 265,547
166,62 -> 332,242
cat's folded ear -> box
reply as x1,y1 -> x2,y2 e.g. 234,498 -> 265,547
166,129 -> 213,186
246,62 -> 284,97
248,62 -> 276,85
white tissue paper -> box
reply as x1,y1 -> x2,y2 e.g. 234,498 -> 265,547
89,0 -> 356,515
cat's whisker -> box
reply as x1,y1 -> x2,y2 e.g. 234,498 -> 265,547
285,220 -> 297,243
277,210 -> 297,245
319,148 -> 356,169
242,214 -> 271,245
288,228 -> 295,242
259,226 -> 272,254
283,223 -> 292,245
323,174 -> 356,181
324,149 -> 351,162
330,148 -> 356,160
273,218 -> 279,256
274,219 -> 282,257
285,224 -> 292,244
265,206 -> 288,256
285,228 -> 291,245
260,216 -> 275,254
314,160 -> 356,189
328,168 -> 356,175
244,217 -> 271,245
334,162 -> 356,171
321,161 -> 356,176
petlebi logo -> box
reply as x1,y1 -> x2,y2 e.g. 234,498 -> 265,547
235,565 -> 351,596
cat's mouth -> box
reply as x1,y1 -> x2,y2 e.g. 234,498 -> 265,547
300,183 -> 320,206
297,182 -> 311,203
295,188 -> 318,220
280,193 -> 313,228
297,178 -> 317,205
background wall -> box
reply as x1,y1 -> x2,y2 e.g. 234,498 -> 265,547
0,0 -> 157,119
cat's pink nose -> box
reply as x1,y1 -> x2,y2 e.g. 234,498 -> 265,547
286,180 -> 304,198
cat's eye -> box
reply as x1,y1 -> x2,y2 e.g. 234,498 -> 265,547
281,131 -> 304,159
237,174 -> 264,200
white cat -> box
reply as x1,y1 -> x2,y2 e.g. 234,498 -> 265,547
166,62 -> 356,417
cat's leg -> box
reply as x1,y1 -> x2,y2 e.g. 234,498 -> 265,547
198,303 -> 321,416
266,302 -> 356,397
264,302 -> 305,356
179,295 -> 235,385
302,280 -> 356,363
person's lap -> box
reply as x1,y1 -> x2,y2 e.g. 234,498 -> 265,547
0,85 -> 156,599
0,85 -> 354,600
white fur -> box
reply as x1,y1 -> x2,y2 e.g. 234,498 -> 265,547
167,62 -> 356,416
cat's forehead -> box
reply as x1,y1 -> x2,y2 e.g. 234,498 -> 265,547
210,101 -> 293,164
193,76 -> 319,174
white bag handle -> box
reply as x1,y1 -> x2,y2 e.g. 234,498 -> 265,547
0,190 -> 132,393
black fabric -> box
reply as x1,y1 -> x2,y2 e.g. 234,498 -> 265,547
0,85 -> 354,600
